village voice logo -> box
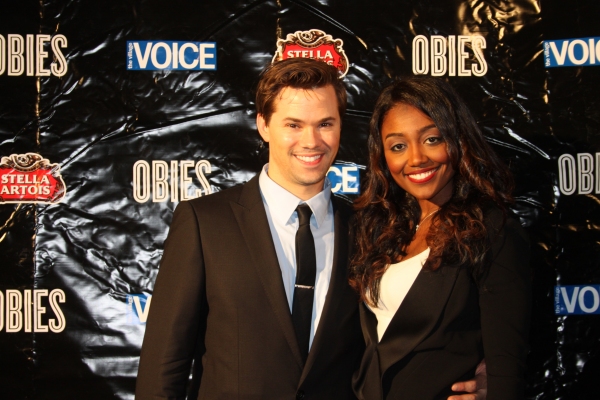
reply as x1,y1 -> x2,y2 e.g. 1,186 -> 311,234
273,29 -> 349,77
555,285 -> 600,315
0,153 -> 66,204
127,41 -> 216,71
544,37 -> 600,67
328,163 -> 361,195
126,294 -> 151,324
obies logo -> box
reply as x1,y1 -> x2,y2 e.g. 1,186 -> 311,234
544,37 -> 600,68
557,153 -> 600,195
127,41 -> 216,71
327,163 -> 361,195
0,153 -> 66,204
555,285 -> 600,315
412,35 -> 487,77
1,289 -> 66,333
0,34 -> 68,77
133,160 -> 212,203
273,29 -> 349,78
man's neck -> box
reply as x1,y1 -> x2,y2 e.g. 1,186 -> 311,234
266,171 -> 325,201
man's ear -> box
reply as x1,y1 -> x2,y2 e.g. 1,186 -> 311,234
256,113 -> 270,142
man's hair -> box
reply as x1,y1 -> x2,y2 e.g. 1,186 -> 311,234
255,58 -> 347,124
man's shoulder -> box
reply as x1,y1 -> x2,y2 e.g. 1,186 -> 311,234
190,182 -> 245,203
184,175 -> 260,211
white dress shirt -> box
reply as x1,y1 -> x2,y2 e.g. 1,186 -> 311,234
369,248 -> 429,342
258,164 -> 335,349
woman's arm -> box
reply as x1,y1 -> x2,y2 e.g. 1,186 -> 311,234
479,209 -> 532,399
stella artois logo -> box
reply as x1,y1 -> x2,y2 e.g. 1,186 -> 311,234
0,153 -> 66,204
273,29 -> 349,78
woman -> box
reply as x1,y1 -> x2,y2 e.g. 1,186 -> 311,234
350,76 -> 531,400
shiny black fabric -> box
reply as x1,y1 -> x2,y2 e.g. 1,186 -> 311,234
0,0 -> 598,398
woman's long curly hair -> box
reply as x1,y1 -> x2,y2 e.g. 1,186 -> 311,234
349,76 -> 514,306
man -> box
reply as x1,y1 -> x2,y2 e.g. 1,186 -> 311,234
136,58 -> 485,399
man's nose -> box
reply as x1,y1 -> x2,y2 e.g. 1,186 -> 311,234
299,126 -> 320,148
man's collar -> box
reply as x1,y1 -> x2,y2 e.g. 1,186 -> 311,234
258,164 -> 331,228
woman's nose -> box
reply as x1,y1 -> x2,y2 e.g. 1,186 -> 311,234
408,145 -> 428,166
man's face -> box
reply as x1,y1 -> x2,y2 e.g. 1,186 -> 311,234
257,85 -> 341,200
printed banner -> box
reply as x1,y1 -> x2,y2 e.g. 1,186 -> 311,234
0,1 -> 598,399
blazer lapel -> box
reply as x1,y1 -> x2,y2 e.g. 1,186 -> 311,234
376,263 -> 461,374
230,176 -> 304,369
300,197 -> 354,382
354,303 -> 384,400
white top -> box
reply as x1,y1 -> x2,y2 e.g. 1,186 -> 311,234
258,164 -> 335,349
368,248 -> 430,342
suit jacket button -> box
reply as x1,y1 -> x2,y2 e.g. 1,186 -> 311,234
296,390 -> 305,399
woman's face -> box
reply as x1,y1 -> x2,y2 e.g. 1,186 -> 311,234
381,103 -> 455,207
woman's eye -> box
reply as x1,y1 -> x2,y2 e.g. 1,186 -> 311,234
426,136 -> 442,144
391,143 -> 405,151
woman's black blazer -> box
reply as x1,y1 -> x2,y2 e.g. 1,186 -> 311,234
352,207 -> 531,400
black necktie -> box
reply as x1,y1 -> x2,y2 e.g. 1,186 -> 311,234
292,204 -> 316,362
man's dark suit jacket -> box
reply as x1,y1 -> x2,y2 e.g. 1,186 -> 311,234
136,175 -> 363,400
352,207 -> 531,400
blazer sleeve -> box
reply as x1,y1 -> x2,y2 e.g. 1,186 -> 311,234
479,209 -> 532,400
136,201 -> 207,400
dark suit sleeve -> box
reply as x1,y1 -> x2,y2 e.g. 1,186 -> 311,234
136,201 -> 207,400
479,209 -> 532,400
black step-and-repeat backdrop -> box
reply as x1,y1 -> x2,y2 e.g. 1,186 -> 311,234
1,0 -> 598,398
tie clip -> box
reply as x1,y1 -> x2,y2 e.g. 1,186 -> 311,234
294,284 -> 314,289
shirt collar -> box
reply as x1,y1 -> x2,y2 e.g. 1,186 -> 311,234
259,164 -> 331,228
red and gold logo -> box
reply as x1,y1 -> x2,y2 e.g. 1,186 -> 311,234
0,153 -> 66,204
273,29 -> 349,78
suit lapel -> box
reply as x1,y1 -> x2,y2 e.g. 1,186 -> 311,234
355,303 -> 384,400
376,263 -> 461,374
300,197 -> 353,382
230,176 -> 304,369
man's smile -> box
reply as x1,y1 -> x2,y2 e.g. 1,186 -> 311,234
295,154 -> 324,164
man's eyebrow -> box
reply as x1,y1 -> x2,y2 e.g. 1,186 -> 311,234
282,117 -> 304,123
318,116 -> 337,123
281,116 -> 338,124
